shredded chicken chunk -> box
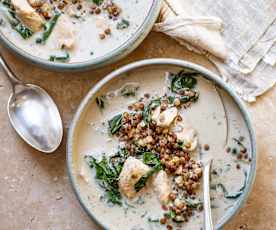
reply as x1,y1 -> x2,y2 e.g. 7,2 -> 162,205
153,170 -> 171,204
119,157 -> 150,199
152,106 -> 178,127
53,14 -> 75,49
172,121 -> 198,152
11,0 -> 44,31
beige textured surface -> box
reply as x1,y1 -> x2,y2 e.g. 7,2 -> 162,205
0,32 -> 275,230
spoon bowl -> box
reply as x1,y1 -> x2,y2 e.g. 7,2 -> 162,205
7,84 -> 63,153
0,54 -> 63,153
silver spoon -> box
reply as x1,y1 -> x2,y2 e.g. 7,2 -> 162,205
0,54 -> 63,153
202,159 -> 214,230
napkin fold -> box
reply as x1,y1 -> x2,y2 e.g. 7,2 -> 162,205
154,0 -> 276,102
154,16 -> 227,60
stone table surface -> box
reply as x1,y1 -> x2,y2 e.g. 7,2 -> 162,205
0,32 -> 275,230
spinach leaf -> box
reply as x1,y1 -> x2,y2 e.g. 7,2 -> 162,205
49,51 -> 70,62
184,197 -> 203,208
214,171 -> 247,199
105,189 -> 121,205
165,210 -> 176,219
116,18 -> 130,30
110,148 -> 129,174
167,96 -> 175,104
92,0 -> 103,6
14,21 -> 33,39
120,84 -> 139,97
36,13 -> 60,44
85,155 -> 122,205
167,93 -> 199,106
179,93 -> 199,103
170,70 -> 198,93
108,114 -> 123,135
142,98 -> 161,124
96,95 -> 106,109
215,184 -> 243,199
142,152 -> 160,166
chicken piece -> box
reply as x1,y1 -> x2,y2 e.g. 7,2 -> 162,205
66,4 -> 81,18
40,2 -> 53,19
153,170 -> 171,204
11,0 -> 44,31
172,121 -> 198,152
53,14 -> 75,49
152,107 -> 178,127
119,157 -> 150,199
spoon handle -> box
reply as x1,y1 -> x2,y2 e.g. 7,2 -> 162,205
203,159 -> 214,230
0,54 -> 21,90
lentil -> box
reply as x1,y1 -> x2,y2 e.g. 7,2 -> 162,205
203,144 -> 210,151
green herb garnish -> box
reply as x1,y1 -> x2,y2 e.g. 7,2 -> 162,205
116,18 -> 130,30
110,148 -> 129,174
147,218 -> 159,223
36,13 -> 60,44
49,51 -> 70,62
170,70 -> 198,93
108,114 -> 123,135
231,148 -> 237,155
179,93 -> 199,103
184,197 -> 203,208
92,0 -> 104,6
215,184 -> 243,199
167,94 -> 199,105
96,95 -> 106,109
167,96 -> 175,104
85,155 -> 123,205
165,210 -> 176,219
142,152 -> 160,166
14,22 -> 33,39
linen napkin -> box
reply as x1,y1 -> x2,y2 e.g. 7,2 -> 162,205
154,0 -> 276,102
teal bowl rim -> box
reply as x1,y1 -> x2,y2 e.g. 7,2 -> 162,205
0,0 -> 162,71
67,58 -> 257,229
